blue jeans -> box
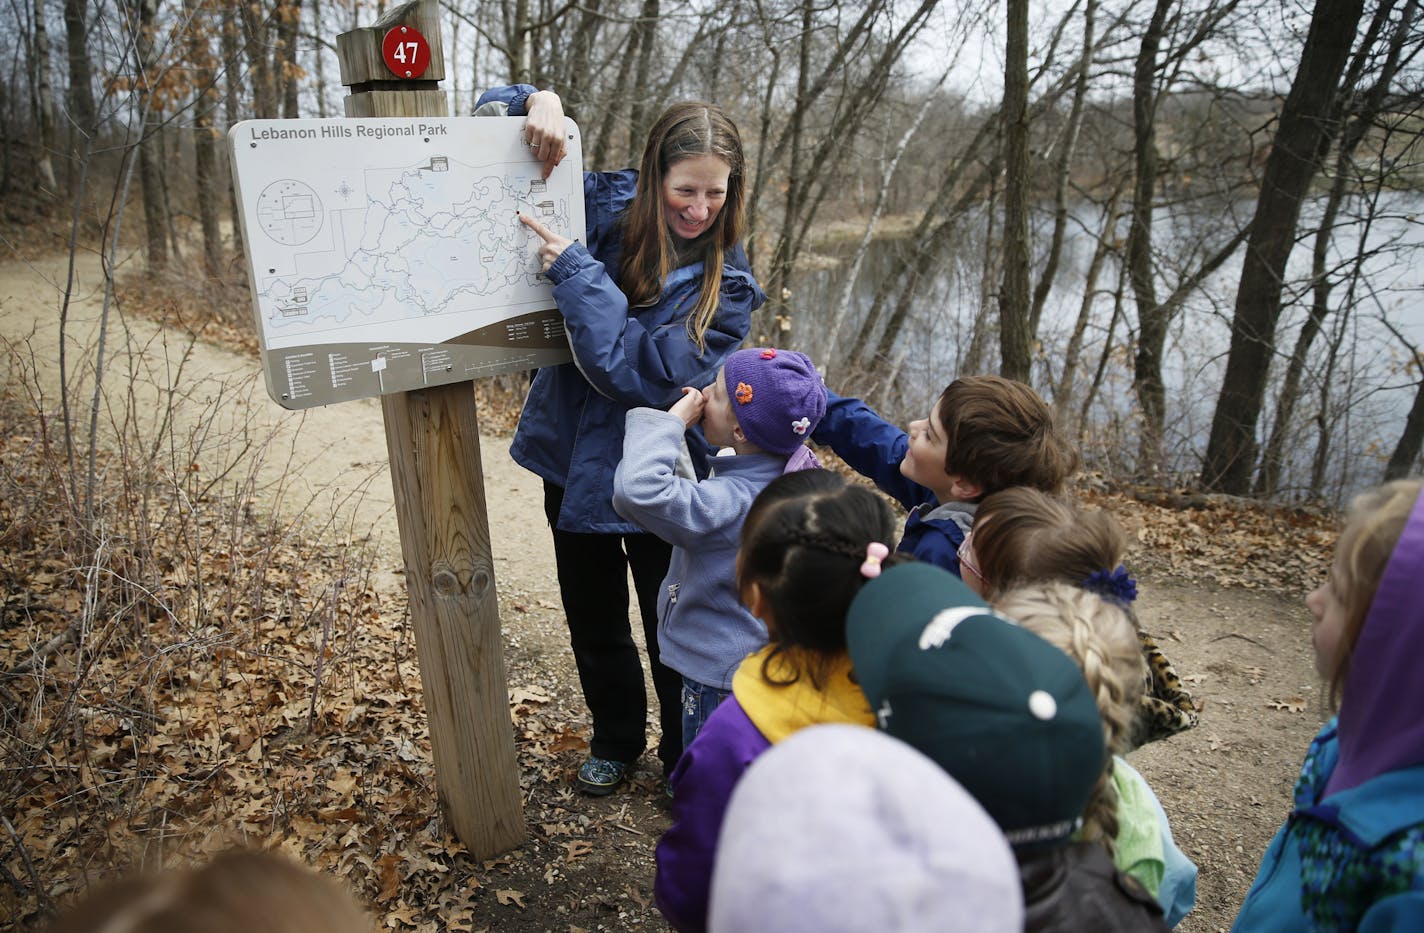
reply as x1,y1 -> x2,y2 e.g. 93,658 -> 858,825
681,678 -> 731,750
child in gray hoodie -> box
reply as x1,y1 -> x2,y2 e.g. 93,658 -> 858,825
613,347 -> 826,751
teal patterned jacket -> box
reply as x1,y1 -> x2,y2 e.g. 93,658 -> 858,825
1233,719 -> 1424,931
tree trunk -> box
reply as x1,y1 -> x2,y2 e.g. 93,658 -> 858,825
996,0 -> 1030,384
1256,0 -> 1415,497
1054,185 -> 1123,426
998,0 -> 1032,382
242,0 -> 278,118
312,0 -> 328,117
964,170 -> 1001,376
590,28 -> 638,169
1202,0 -> 1365,493
1080,254 -> 1129,441
188,0 -> 221,276
0,79 -> 11,195
563,0 -> 605,121
759,0 -> 944,344
625,0 -> 661,166
31,0 -> 59,194
223,3 -> 243,256
1029,0 -> 1096,342
1127,0 -> 1170,478
133,0 -> 167,273
761,0 -> 815,345
62,0 -> 96,194
275,0 -> 302,119
1384,377 -> 1424,481
159,122 -> 182,261
1308,309 -> 1350,499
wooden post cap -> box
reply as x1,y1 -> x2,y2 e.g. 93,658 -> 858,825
337,0 -> 446,89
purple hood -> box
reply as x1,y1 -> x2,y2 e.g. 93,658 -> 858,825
1326,485 -> 1424,797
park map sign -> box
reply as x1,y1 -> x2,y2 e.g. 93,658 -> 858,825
229,116 -> 582,409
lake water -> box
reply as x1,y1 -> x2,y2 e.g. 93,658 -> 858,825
786,193 -> 1424,503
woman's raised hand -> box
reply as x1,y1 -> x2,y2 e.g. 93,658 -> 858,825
524,90 -> 568,179
519,213 -> 574,273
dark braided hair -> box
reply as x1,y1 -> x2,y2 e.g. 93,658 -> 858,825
736,471 -> 905,689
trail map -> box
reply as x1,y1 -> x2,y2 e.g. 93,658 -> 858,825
230,116 -> 581,409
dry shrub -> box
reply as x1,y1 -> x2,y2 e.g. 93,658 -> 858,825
0,339 -> 393,927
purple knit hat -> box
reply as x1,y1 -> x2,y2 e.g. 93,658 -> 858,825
722,348 -> 827,456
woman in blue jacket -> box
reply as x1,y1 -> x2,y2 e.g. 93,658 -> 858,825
475,85 -> 764,795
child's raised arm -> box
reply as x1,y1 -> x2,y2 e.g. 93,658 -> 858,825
812,390 -> 936,510
612,406 -> 746,548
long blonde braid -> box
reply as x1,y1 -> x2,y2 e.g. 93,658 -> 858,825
996,582 -> 1145,856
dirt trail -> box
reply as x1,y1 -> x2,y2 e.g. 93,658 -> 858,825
0,246 -> 558,604
0,245 -> 1328,932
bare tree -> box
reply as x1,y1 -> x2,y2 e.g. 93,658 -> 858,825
62,0 -> 96,191
1202,0 -> 1367,493
130,0 -> 167,272
1255,0 -> 1418,497
31,0 -> 59,193
999,0 -> 1032,381
275,0 -> 303,119
1385,373 -> 1424,480
1126,0 -> 1249,478
1029,0 -> 1098,344
187,0 -> 222,275
242,0 -> 278,118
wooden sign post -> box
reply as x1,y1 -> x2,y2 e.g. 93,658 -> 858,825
336,0 -> 525,856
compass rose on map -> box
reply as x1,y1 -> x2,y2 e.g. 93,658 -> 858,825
256,179 -> 323,246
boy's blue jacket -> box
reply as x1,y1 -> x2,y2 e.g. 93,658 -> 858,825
811,391 -> 974,574
1232,719 -> 1424,931
478,85 -> 764,533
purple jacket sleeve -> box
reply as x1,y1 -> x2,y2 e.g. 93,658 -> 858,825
655,701 -> 768,933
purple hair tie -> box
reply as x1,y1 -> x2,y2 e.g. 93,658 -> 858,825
1082,565 -> 1137,604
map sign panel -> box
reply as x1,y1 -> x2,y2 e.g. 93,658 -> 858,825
229,116 -> 582,409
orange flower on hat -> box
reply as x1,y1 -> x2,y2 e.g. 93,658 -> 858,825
735,381 -> 754,405
761,348 -> 777,359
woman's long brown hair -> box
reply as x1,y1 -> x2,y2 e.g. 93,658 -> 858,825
618,102 -> 746,354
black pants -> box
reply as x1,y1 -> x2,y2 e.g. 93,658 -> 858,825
543,481 -> 682,775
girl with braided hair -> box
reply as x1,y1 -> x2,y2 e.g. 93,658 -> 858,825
996,584 -> 1195,927
654,470 -> 905,933
960,486 -> 1198,748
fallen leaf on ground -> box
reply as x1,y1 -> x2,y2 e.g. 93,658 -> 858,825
496,889 -> 526,908
375,854 -> 402,903
510,685 -> 552,705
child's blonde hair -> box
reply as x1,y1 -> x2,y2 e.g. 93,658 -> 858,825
995,582 -> 1145,856
1326,478 -> 1424,706
972,487 -> 1126,601
47,849 -> 371,933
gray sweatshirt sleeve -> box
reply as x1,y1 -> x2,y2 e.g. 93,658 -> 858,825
613,408 -> 744,548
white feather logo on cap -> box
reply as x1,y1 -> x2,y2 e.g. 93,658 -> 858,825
918,606 -> 1010,650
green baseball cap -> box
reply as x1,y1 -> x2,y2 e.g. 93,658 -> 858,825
846,562 -> 1106,849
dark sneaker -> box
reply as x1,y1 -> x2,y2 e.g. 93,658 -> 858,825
576,756 -> 629,796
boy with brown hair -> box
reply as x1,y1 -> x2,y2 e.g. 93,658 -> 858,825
811,375 -> 1078,577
